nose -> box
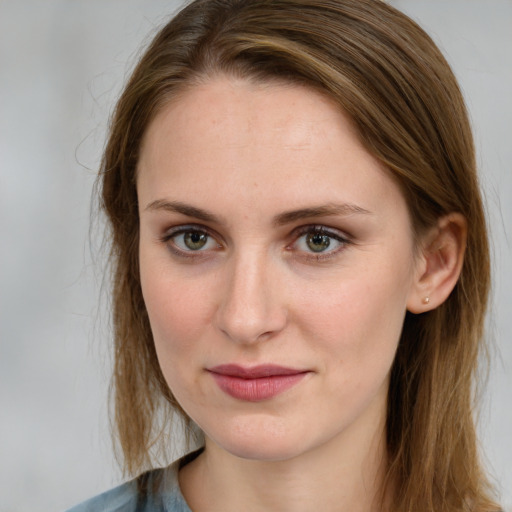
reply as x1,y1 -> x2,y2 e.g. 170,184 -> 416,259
214,250 -> 288,344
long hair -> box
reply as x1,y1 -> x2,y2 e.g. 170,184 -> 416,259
99,1 -> 500,510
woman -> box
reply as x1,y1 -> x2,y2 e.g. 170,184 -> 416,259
68,0 -> 502,510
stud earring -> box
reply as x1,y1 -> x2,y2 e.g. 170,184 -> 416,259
422,296 -> 430,305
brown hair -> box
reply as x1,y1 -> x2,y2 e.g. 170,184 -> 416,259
100,0 -> 500,510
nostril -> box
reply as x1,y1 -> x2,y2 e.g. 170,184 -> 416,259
215,300 -> 287,344
213,255 -> 288,344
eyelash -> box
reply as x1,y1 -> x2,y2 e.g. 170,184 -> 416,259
159,224 -> 351,261
160,224 -> 221,260
290,225 -> 351,262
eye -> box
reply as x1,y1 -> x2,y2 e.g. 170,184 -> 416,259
163,226 -> 220,254
292,226 -> 349,256
179,231 -> 209,250
304,232 -> 332,252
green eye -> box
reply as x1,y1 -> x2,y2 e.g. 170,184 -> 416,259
168,228 -> 218,253
184,231 -> 208,250
306,232 -> 331,252
293,226 -> 348,257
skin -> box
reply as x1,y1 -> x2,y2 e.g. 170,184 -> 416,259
136,76 -> 465,511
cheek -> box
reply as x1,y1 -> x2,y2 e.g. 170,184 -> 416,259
291,258 -> 410,371
139,251 -> 213,360
291,273 -> 406,425
140,269 -> 214,407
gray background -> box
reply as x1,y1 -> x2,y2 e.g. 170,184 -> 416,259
0,1 -> 510,511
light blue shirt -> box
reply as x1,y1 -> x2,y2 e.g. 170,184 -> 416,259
65,453 -> 195,512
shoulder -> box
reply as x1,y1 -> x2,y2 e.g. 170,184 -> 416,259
64,477 -> 139,512
65,455 -> 195,512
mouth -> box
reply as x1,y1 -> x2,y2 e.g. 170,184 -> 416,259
207,364 -> 310,402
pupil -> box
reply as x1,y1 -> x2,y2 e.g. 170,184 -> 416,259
184,231 -> 207,250
307,232 -> 330,252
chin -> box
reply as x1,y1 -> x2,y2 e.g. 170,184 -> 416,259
222,440 -> 303,462
204,417 -> 313,462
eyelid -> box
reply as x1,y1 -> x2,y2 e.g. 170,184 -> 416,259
288,224 -> 352,260
159,224 -> 223,257
291,224 -> 351,241
164,221 -> 226,237
158,223 -> 352,261
161,223 -> 211,240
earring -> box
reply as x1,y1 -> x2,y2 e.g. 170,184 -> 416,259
422,296 -> 430,305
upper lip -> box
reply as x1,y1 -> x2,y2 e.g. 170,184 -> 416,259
207,364 -> 309,379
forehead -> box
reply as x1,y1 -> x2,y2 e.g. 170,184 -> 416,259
141,78 -> 356,157
140,77 -> 364,161
137,76 -> 408,225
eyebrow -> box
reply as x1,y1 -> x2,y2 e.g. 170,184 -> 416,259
144,199 -> 372,225
145,199 -> 222,223
272,203 -> 372,226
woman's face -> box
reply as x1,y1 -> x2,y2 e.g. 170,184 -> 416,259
137,77 -> 420,462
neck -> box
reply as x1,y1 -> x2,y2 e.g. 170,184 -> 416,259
179,401 -> 391,512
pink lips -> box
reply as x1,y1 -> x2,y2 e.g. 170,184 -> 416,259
207,364 -> 309,402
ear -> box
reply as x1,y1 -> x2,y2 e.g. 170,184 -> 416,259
407,213 -> 467,314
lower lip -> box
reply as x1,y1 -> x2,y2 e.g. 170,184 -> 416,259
210,372 -> 308,402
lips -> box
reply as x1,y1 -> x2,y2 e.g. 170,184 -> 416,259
207,364 -> 310,402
